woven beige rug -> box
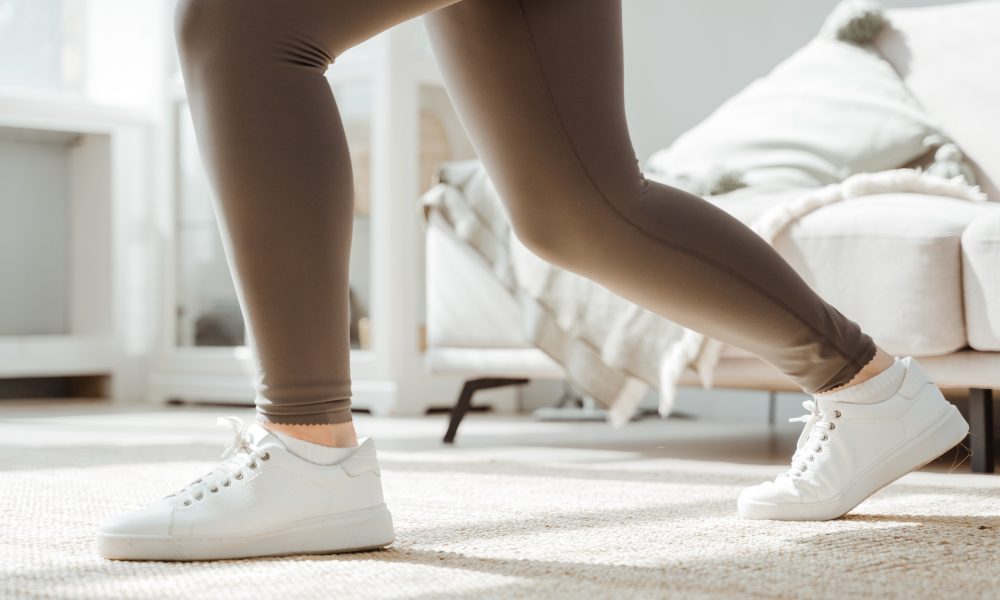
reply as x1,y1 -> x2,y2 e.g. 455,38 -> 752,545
2,428 -> 999,599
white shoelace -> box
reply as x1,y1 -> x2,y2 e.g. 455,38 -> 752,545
782,400 -> 841,479
163,416 -> 271,505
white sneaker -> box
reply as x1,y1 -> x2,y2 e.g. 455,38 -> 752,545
97,416 -> 394,560
738,356 -> 969,521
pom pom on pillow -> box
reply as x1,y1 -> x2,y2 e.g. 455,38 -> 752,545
819,0 -> 887,45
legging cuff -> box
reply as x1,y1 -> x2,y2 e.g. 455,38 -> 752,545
810,334 -> 879,395
254,406 -> 354,426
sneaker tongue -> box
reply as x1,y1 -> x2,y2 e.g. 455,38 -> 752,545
813,394 -> 838,412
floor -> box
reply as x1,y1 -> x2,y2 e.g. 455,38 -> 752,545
2,399 -> 998,599
0,397 -> 980,472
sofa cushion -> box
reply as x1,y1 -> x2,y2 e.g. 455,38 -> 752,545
877,2 -> 1000,201
770,193 -> 994,356
962,208 -> 1000,351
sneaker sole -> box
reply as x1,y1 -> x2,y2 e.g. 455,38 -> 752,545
98,503 -> 395,561
738,404 -> 969,521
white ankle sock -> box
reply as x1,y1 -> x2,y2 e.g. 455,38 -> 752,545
815,355 -> 906,404
269,430 -> 359,465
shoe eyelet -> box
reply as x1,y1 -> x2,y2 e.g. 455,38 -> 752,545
800,464 -> 808,472
183,500 -> 192,506
833,410 -> 842,419
249,461 -> 257,469
821,434 -> 829,441
260,452 -> 270,461
194,492 -> 204,500
234,472 -> 244,480
815,446 -> 822,453
210,487 -> 219,493
223,480 -> 231,487
828,423 -> 836,430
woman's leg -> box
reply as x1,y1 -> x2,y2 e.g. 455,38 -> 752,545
422,1 -> 973,524
100,1 -> 484,561
423,0 -> 881,394
174,0 -> 462,442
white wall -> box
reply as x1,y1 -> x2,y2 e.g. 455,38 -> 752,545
621,0 -> 969,163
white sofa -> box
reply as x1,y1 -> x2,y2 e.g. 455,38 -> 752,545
423,2 -> 1000,472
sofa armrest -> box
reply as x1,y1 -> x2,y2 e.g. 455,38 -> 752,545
963,208 -> 1000,351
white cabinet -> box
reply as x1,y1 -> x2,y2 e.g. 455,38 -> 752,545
0,0 -> 162,403
0,97 -> 154,403
150,17 -> 474,416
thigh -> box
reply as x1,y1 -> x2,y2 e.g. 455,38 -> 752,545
422,0 -> 643,220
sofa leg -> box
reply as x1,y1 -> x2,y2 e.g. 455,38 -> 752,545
443,378 -> 529,444
767,390 -> 777,427
968,387 -> 995,474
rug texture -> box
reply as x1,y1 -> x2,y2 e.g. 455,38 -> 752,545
2,440 -> 998,599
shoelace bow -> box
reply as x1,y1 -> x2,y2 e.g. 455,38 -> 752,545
163,416 -> 270,504
782,399 -> 839,479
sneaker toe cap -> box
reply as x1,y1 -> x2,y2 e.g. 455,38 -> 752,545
738,479 -> 804,506
98,499 -> 176,536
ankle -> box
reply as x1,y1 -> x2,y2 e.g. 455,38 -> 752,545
818,346 -> 895,394
259,419 -> 359,448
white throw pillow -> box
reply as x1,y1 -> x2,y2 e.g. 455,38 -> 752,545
646,37 -> 939,191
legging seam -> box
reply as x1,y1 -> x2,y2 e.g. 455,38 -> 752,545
258,408 -> 350,418
258,395 -> 352,408
257,403 -> 351,416
511,0 -> 866,373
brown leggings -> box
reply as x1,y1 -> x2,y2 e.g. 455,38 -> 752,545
174,0 -> 878,425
